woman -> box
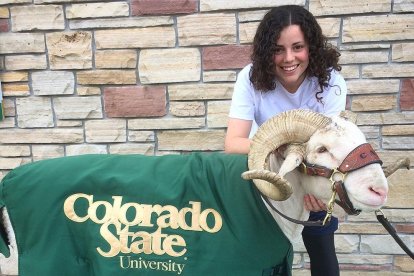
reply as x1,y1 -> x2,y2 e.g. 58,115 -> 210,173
225,5 -> 346,276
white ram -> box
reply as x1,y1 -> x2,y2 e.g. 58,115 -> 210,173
0,109 -> 407,275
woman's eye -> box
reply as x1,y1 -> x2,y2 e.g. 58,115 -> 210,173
317,146 -> 327,153
274,48 -> 284,54
293,45 -> 304,51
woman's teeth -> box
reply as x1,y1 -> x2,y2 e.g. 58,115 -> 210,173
283,65 -> 298,71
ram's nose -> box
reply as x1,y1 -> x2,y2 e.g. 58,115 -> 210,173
369,186 -> 388,204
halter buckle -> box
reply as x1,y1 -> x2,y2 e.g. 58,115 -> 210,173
329,168 -> 346,183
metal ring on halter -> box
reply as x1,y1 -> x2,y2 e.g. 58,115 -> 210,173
329,168 -> 346,183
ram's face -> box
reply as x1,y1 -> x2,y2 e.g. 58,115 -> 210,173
305,117 -> 388,211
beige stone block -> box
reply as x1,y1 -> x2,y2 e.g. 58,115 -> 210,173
77,70 -> 136,85
169,101 -> 205,117
394,0 -> 414,13
337,253 -> 393,265
346,79 -> 400,95
77,86 -> 101,96
47,31 -> 92,69
158,130 -> 225,151
0,7 -> 10,18
1,83 -> 30,96
16,97 -> 54,128
5,54 -> 47,70
32,71 -> 74,95
69,16 -> 173,30
351,95 -> 397,111
200,0 -> 302,11
382,136 -> 414,150
357,112 -> 414,126
11,5 -> 64,31
394,255 -> 414,272
348,208 -> 414,223
0,117 -> 15,128
95,50 -> 137,69
343,14 -> 414,43
340,50 -> 388,64
382,125 -> 414,136
309,0 -> 390,16
203,70 -> 237,82
207,100 -> 231,128
85,119 -> 127,143
178,13 -> 236,46
54,96 -> 102,120
359,125 -> 380,139
337,223 -> 387,234
0,33 -> 44,54
95,27 -> 175,49
362,64 -> 414,78
32,145 -> 64,161
0,157 -> 30,170
66,2 -> 129,19
239,21 -> 259,44
317,17 -> 341,38
0,129 -> 84,144
340,43 -> 390,51
56,120 -> 82,127
129,118 -> 205,130
377,150 -> 414,169
2,0 -> 31,3
361,234 -> 413,255
0,72 -> 28,82
238,10 -> 267,22
0,145 -> 30,157
128,131 -> 155,142
66,144 -> 107,156
340,65 -> 360,79
386,169 -> 414,208
3,98 -> 15,117
169,83 -> 234,100
334,235 -> 359,253
392,43 -> 414,62
139,49 -> 200,84
109,144 -> 154,155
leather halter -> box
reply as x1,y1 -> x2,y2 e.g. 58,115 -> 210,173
299,143 -> 383,216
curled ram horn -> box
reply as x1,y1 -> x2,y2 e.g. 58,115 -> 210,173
383,157 -> 410,178
242,109 -> 332,201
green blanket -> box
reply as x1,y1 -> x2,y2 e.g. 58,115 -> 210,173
0,153 -> 292,276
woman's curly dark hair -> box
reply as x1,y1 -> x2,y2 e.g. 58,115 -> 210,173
250,5 -> 341,101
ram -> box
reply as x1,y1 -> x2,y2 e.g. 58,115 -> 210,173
0,110 -> 407,276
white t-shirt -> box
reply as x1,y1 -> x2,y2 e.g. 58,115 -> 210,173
229,64 -> 347,135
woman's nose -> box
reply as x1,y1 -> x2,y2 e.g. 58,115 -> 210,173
284,49 -> 294,62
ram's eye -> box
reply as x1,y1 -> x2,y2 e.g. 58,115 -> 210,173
317,146 -> 327,153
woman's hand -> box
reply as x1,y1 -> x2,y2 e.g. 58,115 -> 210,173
304,194 -> 327,212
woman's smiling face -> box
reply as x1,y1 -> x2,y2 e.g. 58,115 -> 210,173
273,24 -> 310,93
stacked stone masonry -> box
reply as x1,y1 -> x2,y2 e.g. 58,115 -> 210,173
0,0 -> 413,274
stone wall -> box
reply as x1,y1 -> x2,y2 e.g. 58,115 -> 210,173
0,0 -> 413,274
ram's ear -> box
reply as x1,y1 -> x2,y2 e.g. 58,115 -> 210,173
339,110 -> 357,124
277,144 -> 305,177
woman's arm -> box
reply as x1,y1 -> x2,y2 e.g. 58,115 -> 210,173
224,118 -> 253,154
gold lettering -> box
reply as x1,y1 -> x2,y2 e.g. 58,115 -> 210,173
130,231 -> 152,254
97,222 -> 122,257
63,194 -> 223,259
156,205 -> 179,229
163,234 -> 187,257
199,208 -> 222,233
89,200 -> 112,224
119,202 -> 144,226
178,201 -> 203,231
63,193 -> 92,222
